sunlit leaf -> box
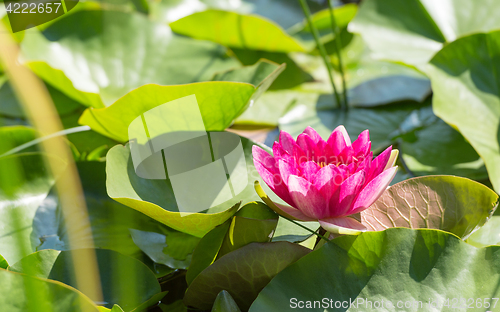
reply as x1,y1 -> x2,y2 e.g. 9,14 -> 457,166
250,228 -> 500,311
170,10 -> 306,52
21,10 -> 241,107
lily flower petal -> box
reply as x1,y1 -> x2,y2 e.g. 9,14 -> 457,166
349,166 -> 398,215
327,125 -> 350,155
252,146 -> 294,206
303,126 -> 324,144
328,170 -> 366,217
288,175 -> 327,219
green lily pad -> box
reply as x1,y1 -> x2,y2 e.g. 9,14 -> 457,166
467,216 -> 500,248
20,10 -> 241,108
184,242 -> 310,311
212,290 -> 242,312
105,142 -> 240,237
396,106 -> 488,179
0,269 -> 100,312
349,0 -> 500,66
427,31 -> 500,193
9,249 -> 161,311
250,228 -> 500,311
170,10 -> 306,53
361,176 -> 498,239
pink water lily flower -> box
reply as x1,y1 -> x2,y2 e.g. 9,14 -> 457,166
252,126 -> 398,234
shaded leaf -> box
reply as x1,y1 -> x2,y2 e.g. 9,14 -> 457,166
186,220 -> 232,286
184,242 -> 310,311
130,292 -> 168,312
212,290 -> 241,312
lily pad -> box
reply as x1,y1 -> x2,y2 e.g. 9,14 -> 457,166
105,136 -> 262,237
427,31 -> 500,193
250,228 -> 500,311
184,242 -> 310,311
361,175 -> 498,239
349,0 -> 500,66
9,248 -> 161,311
21,10 -> 241,107
170,10 -> 306,53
